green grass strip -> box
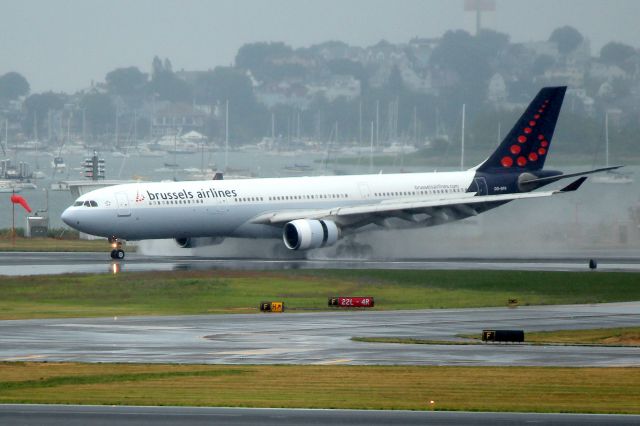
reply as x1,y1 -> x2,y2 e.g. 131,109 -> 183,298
1,363 -> 639,414
1,269 -> 639,319
0,368 -> 246,391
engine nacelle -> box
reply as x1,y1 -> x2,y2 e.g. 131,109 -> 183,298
283,219 -> 340,250
175,237 -> 224,248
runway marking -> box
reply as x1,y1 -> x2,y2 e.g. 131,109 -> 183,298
2,354 -> 47,361
314,358 -> 353,365
210,348 -> 310,356
51,324 -> 191,330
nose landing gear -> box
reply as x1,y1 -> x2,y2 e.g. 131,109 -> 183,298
109,237 -> 125,260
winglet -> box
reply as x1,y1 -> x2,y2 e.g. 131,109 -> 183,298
559,176 -> 587,192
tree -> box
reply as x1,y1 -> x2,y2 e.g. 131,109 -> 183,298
549,26 -> 583,54
475,29 -> 510,60
195,67 -> 254,105
195,67 -> 267,143
235,42 -> 293,71
105,67 -> 148,97
148,56 -> 191,102
81,92 -> 115,137
0,72 -> 30,100
430,30 -> 492,110
23,92 -> 66,137
600,42 -> 637,73
532,54 -> 556,75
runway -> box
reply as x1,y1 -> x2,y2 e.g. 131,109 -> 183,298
1,251 -> 640,275
2,405 -> 639,426
1,302 -> 638,366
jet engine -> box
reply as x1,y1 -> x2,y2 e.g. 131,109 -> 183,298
175,237 -> 225,248
283,219 -> 340,250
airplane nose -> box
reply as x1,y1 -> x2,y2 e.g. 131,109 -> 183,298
61,207 -> 76,227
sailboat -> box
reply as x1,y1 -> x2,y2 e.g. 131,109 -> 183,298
592,111 -> 633,184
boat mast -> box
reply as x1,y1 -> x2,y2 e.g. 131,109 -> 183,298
225,99 -> 229,171
460,103 -> 466,171
605,110 -> 609,168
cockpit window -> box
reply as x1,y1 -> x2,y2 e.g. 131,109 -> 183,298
74,199 -> 98,207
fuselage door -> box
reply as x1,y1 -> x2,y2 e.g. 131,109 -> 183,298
358,182 -> 371,200
215,197 -> 228,213
473,177 -> 488,196
115,192 -> 131,217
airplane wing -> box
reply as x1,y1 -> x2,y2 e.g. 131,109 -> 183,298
251,177 -> 587,230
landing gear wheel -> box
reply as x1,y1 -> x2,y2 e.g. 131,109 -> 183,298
108,238 -> 125,260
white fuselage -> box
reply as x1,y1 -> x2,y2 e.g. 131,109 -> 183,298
61,171 -> 477,241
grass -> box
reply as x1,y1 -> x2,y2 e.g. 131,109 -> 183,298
525,327 -> 640,345
0,362 -> 638,413
0,269 -> 639,320
0,236 -> 112,252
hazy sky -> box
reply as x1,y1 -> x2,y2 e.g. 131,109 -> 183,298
2,0 -> 639,93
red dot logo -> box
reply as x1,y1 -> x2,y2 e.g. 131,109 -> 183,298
538,109 -> 544,113
538,148 -> 547,155
517,156 -> 527,167
501,156 -> 513,167
524,127 -> 532,134
517,135 -> 527,143
534,114 -> 540,119
529,121 -> 536,126
544,99 -> 550,103
510,145 -> 521,154
528,152 -> 538,161
538,134 -> 545,140
541,140 -> 548,148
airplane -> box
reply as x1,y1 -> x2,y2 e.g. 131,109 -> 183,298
62,86 -> 620,260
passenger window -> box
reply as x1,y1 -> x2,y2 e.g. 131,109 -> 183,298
90,201 -> 98,207
74,201 -> 83,206
83,201 -> 90,207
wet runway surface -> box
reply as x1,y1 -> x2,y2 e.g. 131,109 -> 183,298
1,251 -> 640,275
1,302 -> 639,366
2,405 -> 639,426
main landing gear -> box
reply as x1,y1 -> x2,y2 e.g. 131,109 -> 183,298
109,237 -> 125,260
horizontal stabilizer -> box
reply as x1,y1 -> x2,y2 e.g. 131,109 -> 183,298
559,177 -> 588,192
523,165 -> 623,185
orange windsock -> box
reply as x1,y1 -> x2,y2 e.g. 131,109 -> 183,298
10,194 -> 32,213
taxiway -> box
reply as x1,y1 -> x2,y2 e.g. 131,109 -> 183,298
2,405 -> 639,426
1,302 -> 638,366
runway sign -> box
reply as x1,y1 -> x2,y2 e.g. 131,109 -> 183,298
328,297 -> 374,308
482,329 -> 525,343
260,301 -> 284,313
